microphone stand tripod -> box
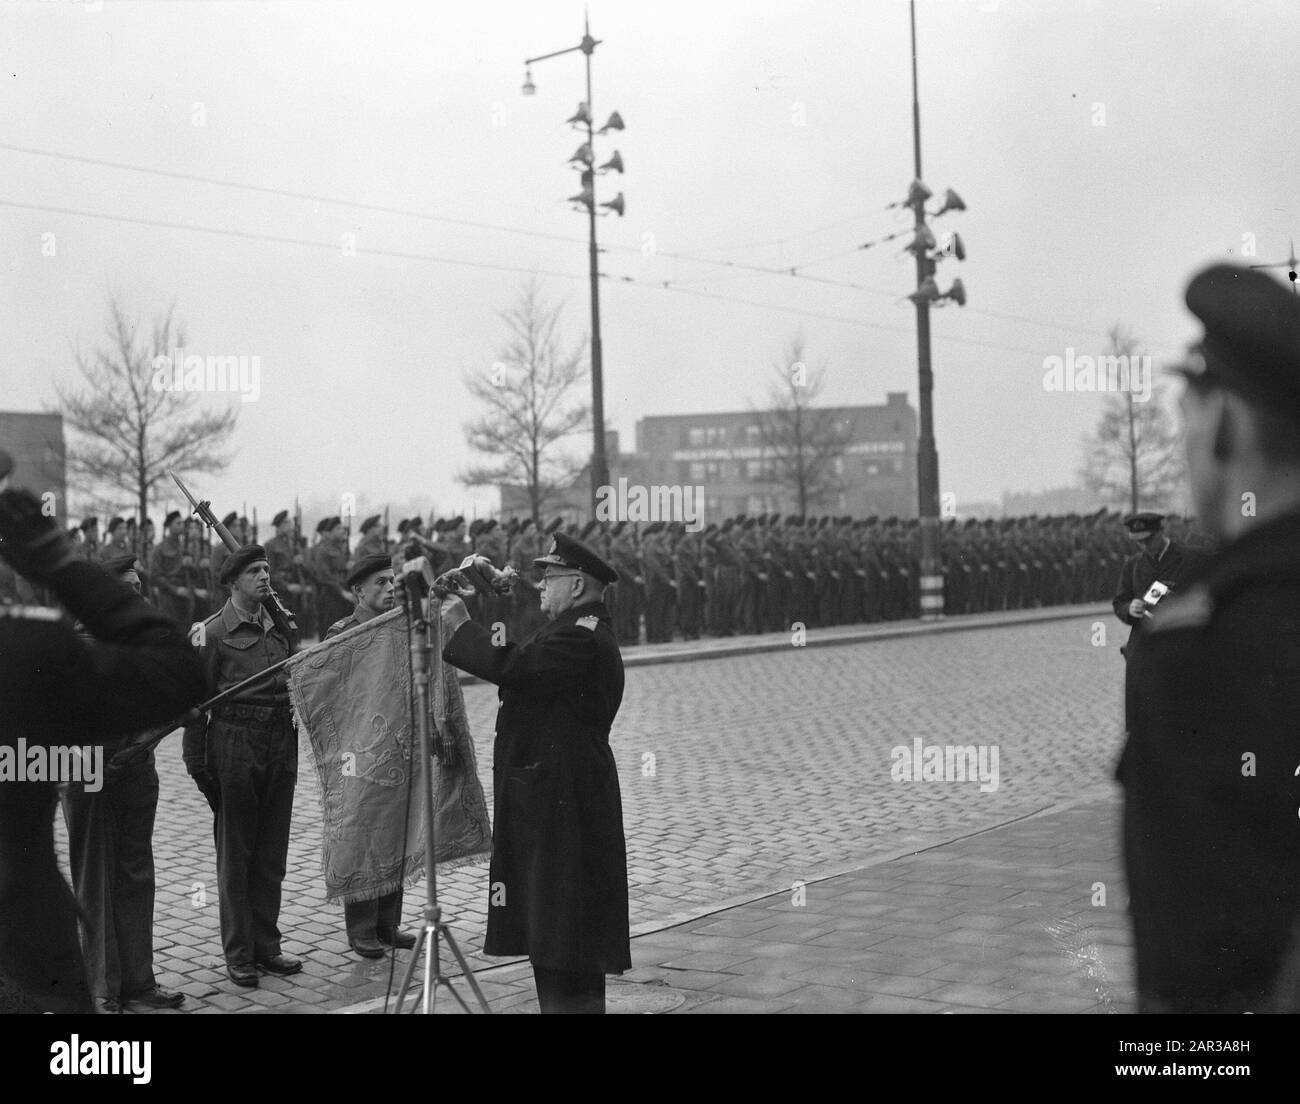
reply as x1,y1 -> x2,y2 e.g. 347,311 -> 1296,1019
391,570 -> 491,1014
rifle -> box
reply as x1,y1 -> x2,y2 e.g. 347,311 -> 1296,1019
383,505 -> 390,553
172,471 -> 299,647
252,506 -> 259,545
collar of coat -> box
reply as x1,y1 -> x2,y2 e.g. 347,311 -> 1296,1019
549,601 -> 611,630
1200,507 -> 1300,604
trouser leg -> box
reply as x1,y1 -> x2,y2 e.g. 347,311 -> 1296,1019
62,783 -> 118,999
250,723 -> 296,960
112,763 -> 160,996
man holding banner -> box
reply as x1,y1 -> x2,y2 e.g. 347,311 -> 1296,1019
287,555 -> 491,967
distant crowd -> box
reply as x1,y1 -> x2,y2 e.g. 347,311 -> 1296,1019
0,506 -> 1210,645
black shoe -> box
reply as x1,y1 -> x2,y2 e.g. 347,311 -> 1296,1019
227,963 -> 259,988
350,937 -> 387,959
378,929 -> 416,950
124,985 -> 185,1010
96,996 -> 123,1014
255,953 -> 302,976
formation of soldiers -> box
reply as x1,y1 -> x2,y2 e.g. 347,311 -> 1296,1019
14,505 -> 1210,646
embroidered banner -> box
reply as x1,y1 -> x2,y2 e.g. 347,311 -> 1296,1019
287,608 -> 491,903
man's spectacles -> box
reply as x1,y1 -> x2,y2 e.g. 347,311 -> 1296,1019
539,571 -> 582,586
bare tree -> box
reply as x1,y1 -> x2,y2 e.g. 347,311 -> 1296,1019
754,335 -> 853,517
53,298 -> 238,524
460,279 -> 590,525
1079,325 -> 1185,513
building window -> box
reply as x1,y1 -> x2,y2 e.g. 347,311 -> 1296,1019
892,459 -> 904,473
705,426 -> 726,446
833,457 -> 845,476
745,459 -> 763,480
745,424 -> 761,443
688,427 -> 706,447
689,461 -> 706,482
704,461 -> 723,481
866,463 -> 879,477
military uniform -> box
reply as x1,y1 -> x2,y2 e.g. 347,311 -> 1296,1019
149,530 -> 190,627
182,564 -> 297,982
441,533 -> 629,1013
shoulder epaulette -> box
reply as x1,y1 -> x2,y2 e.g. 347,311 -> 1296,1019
576,614 -> 599,631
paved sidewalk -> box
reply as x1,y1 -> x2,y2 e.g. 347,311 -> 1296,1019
342,788 -> 1134,1014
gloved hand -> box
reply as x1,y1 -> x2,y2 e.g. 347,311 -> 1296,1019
456,554 -> 498,595
0,488 -> 79,583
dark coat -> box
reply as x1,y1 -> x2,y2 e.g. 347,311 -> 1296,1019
1117,509 -> 1300,1012
1111,539 -> 1210,651
0,561 -> 207,1012
443,599 -> 630,974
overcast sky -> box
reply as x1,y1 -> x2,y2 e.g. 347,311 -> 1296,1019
3,0 -> 1296,525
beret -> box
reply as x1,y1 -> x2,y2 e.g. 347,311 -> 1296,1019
220,512 -> 238,528
219,543 -> 268,584
164,510 -> 181,527
346,553 -> 393,588
103,553 -> 139,577
107,516 -> 126,534
360,515 -> 381,533
271,510 -> 289,527
80,516 -> 98,530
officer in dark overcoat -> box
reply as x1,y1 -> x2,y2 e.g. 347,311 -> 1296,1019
438,531 -> 630,1013
1118,263 -> 1300,1012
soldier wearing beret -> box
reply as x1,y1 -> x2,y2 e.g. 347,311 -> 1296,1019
97,516 -> 130,564
1118,263 -> 1300,1012
354,515 -> 387,562
438,531 -> 630,1013
149,510 -> 190,628
310,516 -> 352,642
182,544 -> 301,988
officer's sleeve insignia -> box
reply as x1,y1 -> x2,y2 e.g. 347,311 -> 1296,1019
1148,584 -> 1213,632
576,614 -> 599,631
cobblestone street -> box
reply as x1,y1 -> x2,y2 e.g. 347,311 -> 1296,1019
62,608 -> 1129,1012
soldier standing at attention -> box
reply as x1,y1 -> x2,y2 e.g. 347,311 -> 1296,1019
98,517 -> 130,563
149,510 -> 190,627
353,515 -> 387,562
264,510 -> 298,622
182,544 -> 301,989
